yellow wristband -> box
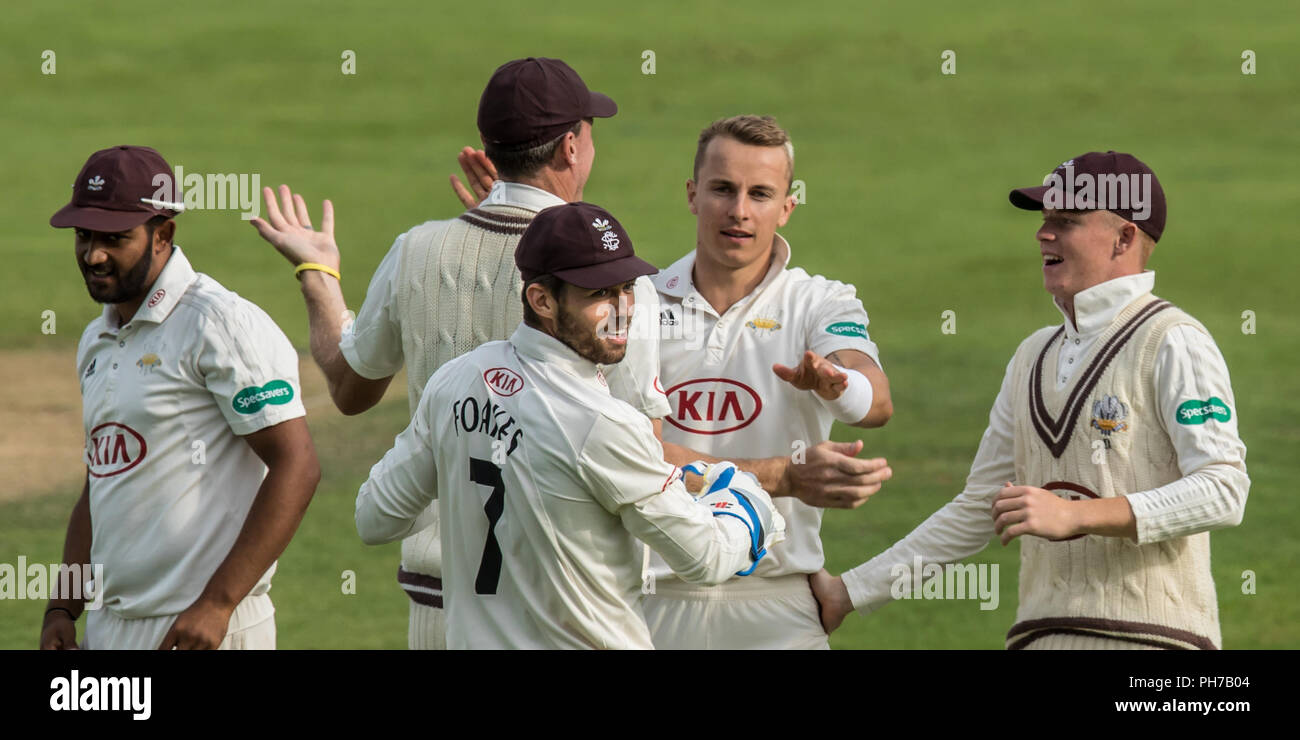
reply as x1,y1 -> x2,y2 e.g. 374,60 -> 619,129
295,263 -> 340,281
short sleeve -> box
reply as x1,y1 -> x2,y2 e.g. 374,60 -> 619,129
339,232 -> 406,379
576,412 -> 680,514
199,299 -> 306,436
605,276 -> 671,419
805,279 -> 882,369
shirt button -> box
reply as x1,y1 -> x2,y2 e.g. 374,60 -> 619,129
1067,357 -> 1074,364
1074,339 -> 1080,345
112,363 -> 118,369
118,341 -> 125,347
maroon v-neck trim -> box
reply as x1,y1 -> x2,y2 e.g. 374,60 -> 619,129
1029,299 -> 1172,458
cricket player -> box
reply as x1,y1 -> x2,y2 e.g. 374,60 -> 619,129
636,115 -> 894,650
355,202 -> 784,649
813,151 -> 1249,649
41,145 -> 320,650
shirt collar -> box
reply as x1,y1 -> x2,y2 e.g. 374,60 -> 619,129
102,246 -> 197,331
481,180 -> 567,213
654,233 -> 793,299
1054,270 -> 1156,338
510,323 -> 609,388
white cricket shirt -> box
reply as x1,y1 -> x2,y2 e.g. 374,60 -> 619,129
76,247 -> 305,619
650,235 -> 882,579
841,271 -> 1250,613
355,324 -> 753,649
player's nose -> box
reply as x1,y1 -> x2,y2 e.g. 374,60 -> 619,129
81,243 -> 109,265
728,193 -> 751,221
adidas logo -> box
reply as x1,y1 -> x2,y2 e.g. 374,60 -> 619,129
87,176 -> 105,191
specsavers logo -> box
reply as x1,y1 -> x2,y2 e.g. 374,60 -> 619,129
1176,397 -> 1231,425
233,380 -> 295,414
825,321 -> 867,339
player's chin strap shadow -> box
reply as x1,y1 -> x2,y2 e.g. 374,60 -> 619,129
683,461 -> 767,576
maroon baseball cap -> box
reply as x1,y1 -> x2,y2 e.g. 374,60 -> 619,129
477,57 -> 617,151
1009,150 -> 1167,242
50,145 -> 182,232
516,203 -> 657,289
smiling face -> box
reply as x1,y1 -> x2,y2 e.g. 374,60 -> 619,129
535,279 -> 636,365
687,135 -> 796,273
74,222 -> 165,305
1036,209 -> 1137,304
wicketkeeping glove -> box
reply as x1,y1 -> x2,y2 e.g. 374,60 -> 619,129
683,461 -> 786,576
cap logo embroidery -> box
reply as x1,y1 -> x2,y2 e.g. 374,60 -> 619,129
591,218 -> 611,231
601,230 -> 620,251
87,175 -> 105,191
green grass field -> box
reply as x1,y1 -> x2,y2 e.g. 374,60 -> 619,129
2,0 -> 1296,649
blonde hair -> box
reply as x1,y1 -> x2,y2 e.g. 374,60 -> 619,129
693,115 -> 794,190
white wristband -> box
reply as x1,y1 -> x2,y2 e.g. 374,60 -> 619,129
822,364 -> 874,423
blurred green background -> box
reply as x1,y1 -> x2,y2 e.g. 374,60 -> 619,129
1,0 -> 1295,648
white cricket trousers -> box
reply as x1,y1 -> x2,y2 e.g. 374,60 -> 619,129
83,592 -> 276,650
642,573 -> 830,650
408,602 -> 447,650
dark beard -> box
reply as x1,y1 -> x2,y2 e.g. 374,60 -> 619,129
554,301 -> 626,366
83,246 -> 154,305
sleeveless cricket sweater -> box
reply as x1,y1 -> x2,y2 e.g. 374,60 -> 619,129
1005,293 -> 1221,650
392,204 -> 534,582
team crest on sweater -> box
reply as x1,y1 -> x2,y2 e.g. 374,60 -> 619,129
1090,394 -> 1129,447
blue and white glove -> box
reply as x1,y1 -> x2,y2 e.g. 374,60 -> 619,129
683,461 -> 786,576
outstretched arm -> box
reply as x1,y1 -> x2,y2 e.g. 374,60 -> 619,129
773,349 -> 892,428
250,185 -> 393,414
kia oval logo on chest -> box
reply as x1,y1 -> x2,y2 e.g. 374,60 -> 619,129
86,422 -> 148,477
664,378 -> 762,435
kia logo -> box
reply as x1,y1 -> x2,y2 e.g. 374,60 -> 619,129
483,367 -> 524,397
147,289 -> 166,308
664,378 -> 762,435
86,422 -> 148,477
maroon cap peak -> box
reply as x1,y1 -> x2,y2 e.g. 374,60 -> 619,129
516,202 -> 656,289
478,57 -> 617,152
50,145 -> 182,232
1009,150 -> 1167,242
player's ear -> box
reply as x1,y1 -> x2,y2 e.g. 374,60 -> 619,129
154,219 -> 175,251
558,130 -> 580,168
686,179 -> 698,215
1114,220 -> 1138,259
526,282 -> 558,323
778,192 -> 796,227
